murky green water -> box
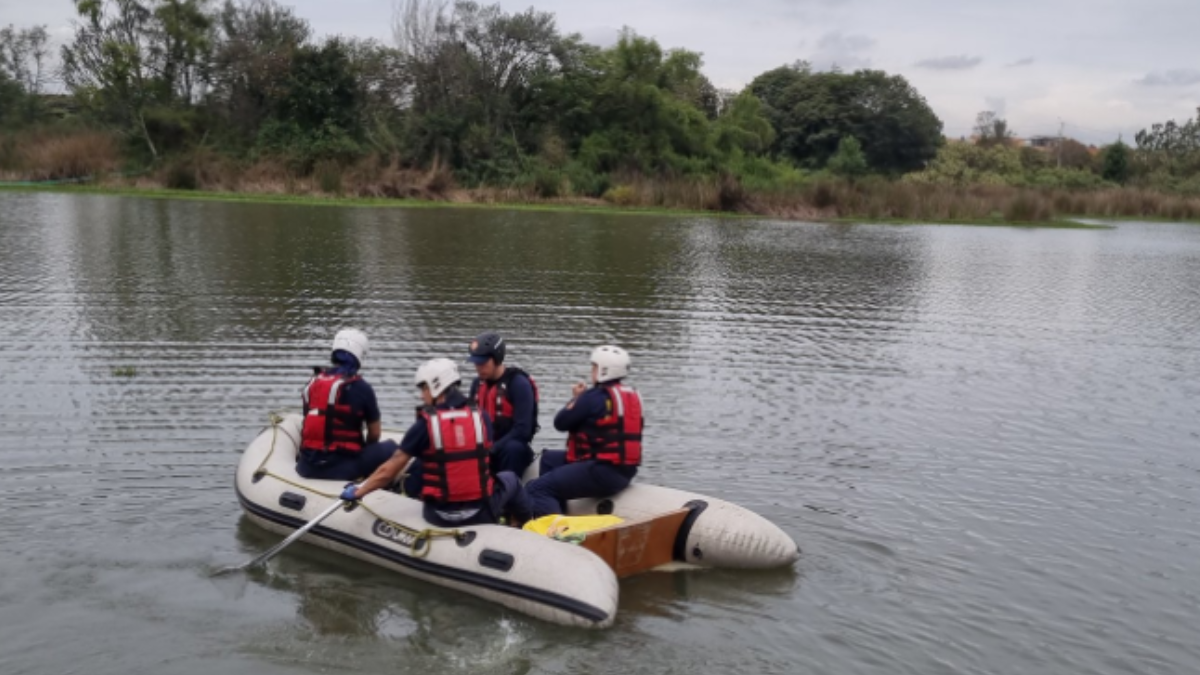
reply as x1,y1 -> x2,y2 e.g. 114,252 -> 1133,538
1,192 -> 1198,675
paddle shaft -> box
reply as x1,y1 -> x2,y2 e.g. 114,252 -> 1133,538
216,499 -> 346,575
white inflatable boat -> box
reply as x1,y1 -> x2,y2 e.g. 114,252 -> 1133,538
234,414 -> 799,628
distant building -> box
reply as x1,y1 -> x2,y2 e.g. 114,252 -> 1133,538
1027,135 -> 1059,149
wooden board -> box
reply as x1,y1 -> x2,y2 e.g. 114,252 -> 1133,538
579,508 -> 690,578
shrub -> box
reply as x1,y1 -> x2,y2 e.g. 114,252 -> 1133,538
603,185 -> 639,206
314,160 -> 343,195
165,159 -> 198,190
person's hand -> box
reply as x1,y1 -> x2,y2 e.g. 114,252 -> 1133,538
571,381 -> 588,398
340,483 -> 361,502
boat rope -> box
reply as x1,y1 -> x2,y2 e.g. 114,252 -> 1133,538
252,411 -> 462,558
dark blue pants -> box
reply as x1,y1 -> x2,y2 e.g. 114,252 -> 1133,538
491,438 -> 534,477
295,441 -> 399,481
421,471 -> 532,527
525,450 -> 637,518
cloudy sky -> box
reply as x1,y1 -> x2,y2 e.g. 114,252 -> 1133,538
4,0 -> 1198,144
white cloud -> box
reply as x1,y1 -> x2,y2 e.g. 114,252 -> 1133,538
1136,69 -> 1200,87
810,31 -> 876,71
915,55 -> 983,70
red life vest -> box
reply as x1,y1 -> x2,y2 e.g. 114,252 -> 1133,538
300,372 -> 366,454
420,405 -> 494,504
567,383 -> 643,466
475,367 -> 539,439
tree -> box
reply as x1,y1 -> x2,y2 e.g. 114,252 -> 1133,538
712,91 -> 775,156
0,25 -> 51,96
974,110 -> 1014,148
827,135 -> 868,179
1134,108 -> 1200,176
149,0 -> 215,104
565,30 -> 717,174
61,0 -> 163,158
392,0 -> 569,171
255,38 -> 365,167
905,142 -> 1024,186
0,24 -> 52,123
209,0 -> 312,146
1101,140 -> 1130,184
1057,138 -> 1094,171
748,63 -> 943,173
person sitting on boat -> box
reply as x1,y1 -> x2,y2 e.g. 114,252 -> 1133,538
525,345 -> 643,518
341,358 -> 532,527
295,329 -> 399,481
467,331 -> 539,478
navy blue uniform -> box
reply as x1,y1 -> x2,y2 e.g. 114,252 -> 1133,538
398,391 -> 531,527
296,378 -> 399,481
526,384 -> 638,517
469,370 -> 537,477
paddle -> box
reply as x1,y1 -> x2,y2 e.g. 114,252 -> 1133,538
212,498 -> 348,576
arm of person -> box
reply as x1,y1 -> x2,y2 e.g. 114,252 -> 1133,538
352,449 -> 412,499
360,382 -> 383,444
553,387 -> 606,431
350,420 -> 425,499
495,375 -> 535,446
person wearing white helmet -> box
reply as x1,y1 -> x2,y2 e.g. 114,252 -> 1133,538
296,329 -> 399,481
525,345 -> 644,518
341,358 -> 531,527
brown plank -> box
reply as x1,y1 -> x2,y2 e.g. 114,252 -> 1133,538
579,508 -> 690,578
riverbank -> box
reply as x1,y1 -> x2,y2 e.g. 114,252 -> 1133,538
4,128 -> 1198,226
0,183 -> 1118,229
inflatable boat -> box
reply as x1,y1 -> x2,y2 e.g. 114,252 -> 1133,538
234,414 -> 799,628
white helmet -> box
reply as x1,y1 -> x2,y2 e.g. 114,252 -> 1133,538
331,328 -> 369,365
414,358 -> 461,398
590,345 -> 630,383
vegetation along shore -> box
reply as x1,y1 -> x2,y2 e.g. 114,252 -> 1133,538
2,1 -> 1199,225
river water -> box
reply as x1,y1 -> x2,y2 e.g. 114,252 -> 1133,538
0,192 -> 1197,675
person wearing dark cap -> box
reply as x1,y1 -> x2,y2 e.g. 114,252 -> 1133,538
467,332 -> 539,478
295,329 -> 399,481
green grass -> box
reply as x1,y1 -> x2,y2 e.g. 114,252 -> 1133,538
0,183 -> 1176,229
827,216 -> 1113,230
0,183 -> 749,220
111,366 -> 138,378
1084,215 -> 1200,226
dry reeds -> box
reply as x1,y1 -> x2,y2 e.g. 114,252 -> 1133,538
6,130 -> 1198,223
0,129 -> 119,181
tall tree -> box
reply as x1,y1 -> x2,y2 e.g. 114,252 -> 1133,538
749,63 -> 943,173
973,110 -> 1014,148
0,24 -> 52,124
209,0 -> 311,145
827,135 -> 868,178
0,25 -> 52,96
393,0 -> 568,170
1101,140 -> 1130,184
150,0 -> 215,104
61,0 -> 162,157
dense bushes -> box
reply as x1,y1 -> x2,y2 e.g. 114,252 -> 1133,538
1,2 -> 1196,224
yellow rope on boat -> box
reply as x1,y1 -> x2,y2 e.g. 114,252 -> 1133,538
251,411 -> 462,558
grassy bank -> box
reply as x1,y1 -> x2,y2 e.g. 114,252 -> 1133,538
0,182 -> 1114,228
0,183 -> 750,220
1,130 -> 1197,227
